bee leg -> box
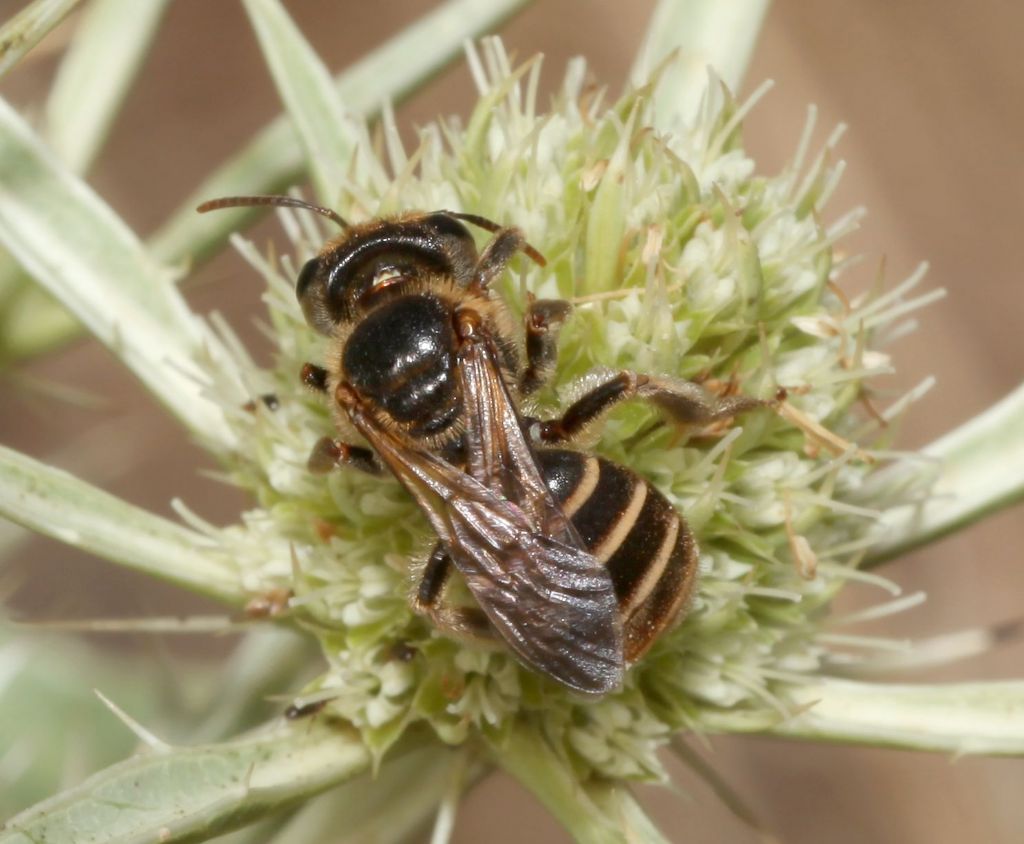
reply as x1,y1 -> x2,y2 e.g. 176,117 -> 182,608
472,226 -> 530,289
307,436 -> 383,475
535,371 -> 766,444
300,363 -> 384,475
413,544 -> 494,640
300,362 -> 329,393
520,297 -> 572,395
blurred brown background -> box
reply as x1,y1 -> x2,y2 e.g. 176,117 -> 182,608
1,1 -> 1023,842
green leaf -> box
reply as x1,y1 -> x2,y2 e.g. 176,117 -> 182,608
190,629 -> 316,744
0,282 -> 79,364
0,0 -> 168,367
149,0 -> 531,268
269,745 -> 468,844
0,720 -> 371,844
0,443 -> 243,603
45,0 -> 170,174
631,0 -> 771,127
0,631 -> 177,818
2,1 -> 530,369
0,0 -> 82,80
491,721 -> 668,844
241,0 -> 351,204
0,97 -> 236,447
868,381 -> 1024,564
706,677 -> 1024,755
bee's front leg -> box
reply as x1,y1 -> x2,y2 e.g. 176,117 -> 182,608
475,227 -> 529,289
535,371 -> 766,444
300,362 -> 330,393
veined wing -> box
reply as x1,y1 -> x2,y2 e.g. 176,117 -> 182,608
337,374 -> 624,695
455,321 -> 580,546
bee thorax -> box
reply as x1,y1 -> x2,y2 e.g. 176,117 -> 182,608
341,293 -> 463,438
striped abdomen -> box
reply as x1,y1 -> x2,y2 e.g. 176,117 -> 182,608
536,448 -> 698,663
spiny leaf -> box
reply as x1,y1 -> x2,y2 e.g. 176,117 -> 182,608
704,677 -> 1024,755
0,443 -> 242,603
632,0 -> 771,128
869,381 -> 1024,564
149,0 -> 531,267
0,721 -> 372,844
45,0 -> 171,173
241,0 -> 352,204
0,0 -> 82,80
0,97 -> 237,447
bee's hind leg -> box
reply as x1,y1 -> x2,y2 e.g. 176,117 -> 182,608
413,544 -> 495,641
534,371 -> 767,444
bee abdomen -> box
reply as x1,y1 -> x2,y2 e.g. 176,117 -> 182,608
536,449 -> 698,663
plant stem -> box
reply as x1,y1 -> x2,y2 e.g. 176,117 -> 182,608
492,722 -> 667,844
0,0 -> 82,80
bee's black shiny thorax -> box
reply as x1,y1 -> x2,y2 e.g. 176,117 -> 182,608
341,293 -> 463,439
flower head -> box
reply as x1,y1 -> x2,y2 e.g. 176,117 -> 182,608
193,40 -> 934,779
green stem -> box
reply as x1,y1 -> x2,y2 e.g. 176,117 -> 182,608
0,0 -> 82,80
491,722 -> 667,844
271,746 -> 470,844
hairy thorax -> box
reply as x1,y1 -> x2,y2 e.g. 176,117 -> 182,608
329,278 -> 519,452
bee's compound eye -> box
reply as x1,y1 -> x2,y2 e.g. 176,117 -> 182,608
295,257 -> 321,303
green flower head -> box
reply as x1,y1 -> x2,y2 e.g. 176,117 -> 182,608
204,39 -> 933,780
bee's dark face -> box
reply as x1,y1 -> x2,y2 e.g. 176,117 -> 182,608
294,213 -> 480,335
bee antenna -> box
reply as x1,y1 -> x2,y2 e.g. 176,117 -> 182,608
196,195 -> 348,229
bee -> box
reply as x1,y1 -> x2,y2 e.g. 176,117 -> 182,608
198,195 -> 763,695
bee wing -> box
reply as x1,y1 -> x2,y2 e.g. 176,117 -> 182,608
339,335 -> 624,695
455,326 -> 580,547
453,326 -> 624,691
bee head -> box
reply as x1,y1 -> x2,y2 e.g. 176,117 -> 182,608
295,212 -> 479,334
196,198 -> 544,336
